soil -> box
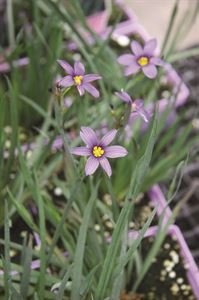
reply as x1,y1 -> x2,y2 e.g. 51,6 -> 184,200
96,193 -> 159,239
164,52 -> 199,265
167,171 -> 199,265
176,53 -> 199,120
125,235 -> 196,300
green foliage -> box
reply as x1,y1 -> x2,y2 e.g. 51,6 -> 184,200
0,0 -> 198,299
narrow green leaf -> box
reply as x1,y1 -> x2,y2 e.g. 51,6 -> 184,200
71,182 -> 99,300
3,200 -> 12,299
20,235 -> 33,298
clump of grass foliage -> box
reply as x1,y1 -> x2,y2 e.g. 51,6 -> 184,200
0,0 -> 199,299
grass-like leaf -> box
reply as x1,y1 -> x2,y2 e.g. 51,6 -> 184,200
71,180 -> 99,300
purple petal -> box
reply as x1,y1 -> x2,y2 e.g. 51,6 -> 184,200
31,259 -> 41,270
52,137 -> 63,150
57,60 -> 74,75
115,91 -> 132,104
99,157 -> 112,177
33,233 -> 41,247
83,83 -> 100,98
105,146 -> 128,158
77,85 -> 85,96
133,99 -> 144,109
74,61 -> 85,75
83,74 -> 102,83
85,156 -> 99,176
117,54 -> 135,65
150,57 -> 163,66
71,147 -> 91,156
144,39 -> 157,55
58,75 -> 74,88
124,62 -> 140,76
137,108 -> 150,123
80,127 -> 98,147
142,64 -> 157,79
100,129 -> 117,146
131,41 -> 143,56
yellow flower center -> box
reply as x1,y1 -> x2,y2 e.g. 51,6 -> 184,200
92,146 -> 104,158
73,75 -> 83,86
137,56 -> 149,67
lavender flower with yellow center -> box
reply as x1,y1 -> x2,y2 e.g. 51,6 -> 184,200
117,39 -> 163,79
115,90 -> 149,123
57,60 -> 102,97
71,127 -> 128,177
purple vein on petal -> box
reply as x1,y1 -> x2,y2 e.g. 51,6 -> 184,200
99,157 -> 112,177
85,156 -> 99,175
105,146 -> 128,158
83,83 -> 100,98
71,147 -> 91,156
100,129 -> 117,146
80,127 -> 98,146
57,60 -> 74,75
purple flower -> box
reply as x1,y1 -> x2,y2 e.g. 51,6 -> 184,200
115,90 -> 149,123
117,39 -> 163,79
57,60 -> 102,98
71,127 -> 128,177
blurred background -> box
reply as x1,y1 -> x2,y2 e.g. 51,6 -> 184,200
125,0 -> 199,49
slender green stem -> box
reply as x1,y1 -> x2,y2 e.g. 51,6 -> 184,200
54,90 -> 77,182
168,47 -> 199,62
161,0 -> 179,56
6,0 -> 15,48
105,175 -> 119,221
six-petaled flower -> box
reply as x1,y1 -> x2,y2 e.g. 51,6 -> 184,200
117,39 -> 163,79
71,127 -> 128,177
115,90 -> 149,123
57,60 -> 102,97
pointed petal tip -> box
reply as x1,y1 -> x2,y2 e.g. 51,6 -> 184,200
71,147 -> 90,156
80,127 -> 98,146
105,146 -> 128,158
99,157 -> 112,177
83,83 -> 100,98
85,156 -> 99,176
100,129 -> 118,146
115,91 -> 132,104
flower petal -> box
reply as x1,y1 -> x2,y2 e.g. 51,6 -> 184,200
74,61 -> 85,75
85,156 -> 99,176
57,60 -> 74,75
100,129 -> 117,146
134,99 -> 144,109
124,62 -> 140,76
83,83 -> 100,98
142,64 -> 157,79
71,147 -> 91,156
131,40 -> 143,56
144,39 -> 157,55
150,57 -> 163,66
117,54 -> 135,65
99,157 -> 112,177
77,85 -> 85,96
80,127 -> 98,147
58,76 -> 74,88
115,91 -> 132,104
105,146 -> 128,158
137,108 -> 150,123
83,74 -> 102,83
